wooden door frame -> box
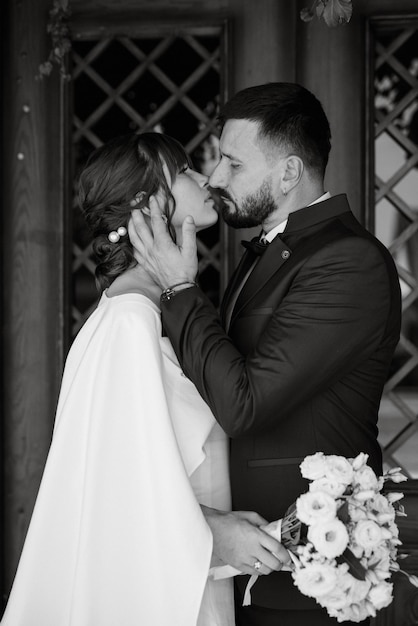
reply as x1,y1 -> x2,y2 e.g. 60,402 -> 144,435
1,0 -> 68,601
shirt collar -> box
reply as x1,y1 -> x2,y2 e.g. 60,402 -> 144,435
263,219 -> 288,242
308,191 -> 331,206
263,192 -> 331,242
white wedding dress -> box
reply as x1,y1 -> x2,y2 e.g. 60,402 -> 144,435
1,292 -> 234,626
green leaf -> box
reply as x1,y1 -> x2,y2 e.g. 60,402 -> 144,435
337,548 -> 367,580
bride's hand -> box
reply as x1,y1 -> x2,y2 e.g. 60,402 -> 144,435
202,506 -> 288,576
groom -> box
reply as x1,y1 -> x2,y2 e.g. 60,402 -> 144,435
130,82 -> 401,625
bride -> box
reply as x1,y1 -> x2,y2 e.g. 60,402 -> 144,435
1,132 -> 234,626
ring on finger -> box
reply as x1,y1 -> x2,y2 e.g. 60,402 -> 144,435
254,560 -> 262,571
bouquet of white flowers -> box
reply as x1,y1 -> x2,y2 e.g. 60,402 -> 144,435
267,452 -> 418,622
210,452 -> 418,623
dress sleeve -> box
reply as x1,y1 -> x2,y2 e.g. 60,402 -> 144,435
1,296 -> 212,626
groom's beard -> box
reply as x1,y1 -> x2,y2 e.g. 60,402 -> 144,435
221,179 -> 277,229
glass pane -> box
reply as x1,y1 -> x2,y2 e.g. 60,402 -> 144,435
373,21 -> 418,477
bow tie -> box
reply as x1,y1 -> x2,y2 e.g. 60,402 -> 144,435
241,236 -> 269,256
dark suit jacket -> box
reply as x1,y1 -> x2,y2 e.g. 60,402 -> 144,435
160,194 -> 401,610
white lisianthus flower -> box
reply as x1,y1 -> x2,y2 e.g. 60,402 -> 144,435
294,543 -> 315,563
387,521 -> 400,540
368,581 -> 393,610
373,567 -> 392,581
352,452 -> 369,471
325,455 -> 354,486
367,545 -> 391,572
345,577 -> 371,604
292,562 -> 337,598
295,543 -> 329,568
386,492 -> 404,504
308,519 -> 349,558
350,542 -> 365,559
336,601 -> 373,623
385,467 -> 408,483
353,489 -> 376,502
296,491 -> 337,525
310,477 -> 346,498
353,465 -> 379,491
369,493 -> 396,524
381,526 -> 395,541
408,575 -> 418,588
317,586 -> 348,611
353,520 -> 383,551
348,501 -> 368,522
300,452 -> 328,480
365,569 -> 381,586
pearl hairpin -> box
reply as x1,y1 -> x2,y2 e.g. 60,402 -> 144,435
108,226 -> 127,243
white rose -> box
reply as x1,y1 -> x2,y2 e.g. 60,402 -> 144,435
308,519 -> 349,558
292,562 -> 337,598
368,581 -> 393,610
353,465 -> 379,491
325,455 -> 354,486
296,491 -> 337,526
310,477 -> 346,498
300,452 -> 328,480
353,520 -> 384,551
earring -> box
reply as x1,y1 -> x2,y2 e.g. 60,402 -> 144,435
282,187 -> 288,197
130,191 -> 146,207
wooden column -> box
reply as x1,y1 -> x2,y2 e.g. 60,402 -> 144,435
295,0 -> 418,220
1,0 -> 66,606
295,0 -> 366,219
228,0 -> 297,92
226,0 -> 299,267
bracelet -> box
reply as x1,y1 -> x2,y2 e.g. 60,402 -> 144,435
160,281 -> 198,302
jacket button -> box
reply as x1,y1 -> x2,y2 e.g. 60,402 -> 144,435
282,250 -> 290,259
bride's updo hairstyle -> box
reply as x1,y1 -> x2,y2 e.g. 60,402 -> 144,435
78,132 -> 191,290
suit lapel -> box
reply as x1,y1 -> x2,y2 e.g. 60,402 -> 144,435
230,236 -> 292,326
220,248 -> 258,327
223,194 -> 352,329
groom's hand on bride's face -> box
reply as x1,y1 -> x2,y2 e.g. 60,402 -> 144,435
129,197 -> 198,289
202,507 -> 288,576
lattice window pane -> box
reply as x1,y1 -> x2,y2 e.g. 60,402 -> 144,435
70,26 -> 226,336
372,20 -> 418,478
